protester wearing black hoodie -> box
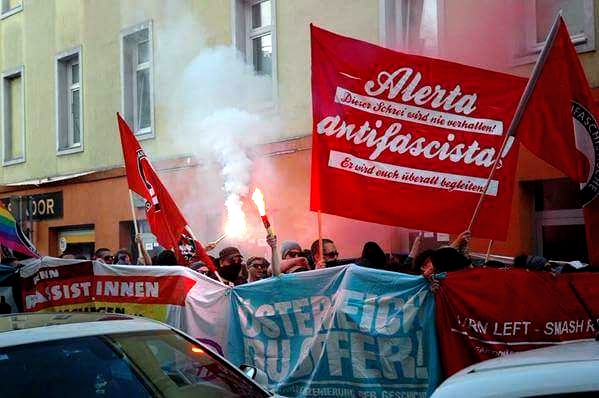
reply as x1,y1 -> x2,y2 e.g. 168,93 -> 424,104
358,241 -> 388,270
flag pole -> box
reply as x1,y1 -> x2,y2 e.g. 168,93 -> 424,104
318,210 -> 324,267
468,11 -> 563,232
485,240 -> 494,263
128,190 -> 144,262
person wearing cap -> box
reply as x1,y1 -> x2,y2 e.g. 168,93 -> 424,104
264,236 -> 309,274
281,240 -> 302,260
279,240 -> 309,273
217,246 -> 246,286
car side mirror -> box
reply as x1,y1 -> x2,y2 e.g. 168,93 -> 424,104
239,364 -> 269,387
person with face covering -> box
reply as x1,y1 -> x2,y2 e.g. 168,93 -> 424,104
280,240 -> 310,273
310,238 -> 339,269
217,247 -> 247,286
265,236 -> 309,274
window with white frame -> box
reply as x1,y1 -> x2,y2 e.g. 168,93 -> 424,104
516,0 -> 595,60
2,67 -> 24,165
1,0 -> 22,19
56,49 -> 83,153
122,22 -> 153,138
233,0 -> 275,77
380,0 -> 440,56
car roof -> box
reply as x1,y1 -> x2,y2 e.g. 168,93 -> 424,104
457,340 -> 599,373
433,340 -> 599,398
0,313 -> 169,348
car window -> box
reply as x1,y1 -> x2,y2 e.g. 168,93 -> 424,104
0,336 -> 153,398
0,330 -> 269,398
111,330 -> 269,397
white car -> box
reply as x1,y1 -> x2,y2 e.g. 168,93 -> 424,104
432,340 -> 599,397
0,312 -> 272,398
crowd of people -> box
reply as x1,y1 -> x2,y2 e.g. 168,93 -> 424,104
0,230 -> 588,286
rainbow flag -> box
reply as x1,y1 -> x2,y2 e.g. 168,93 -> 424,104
0,203 -> 40,258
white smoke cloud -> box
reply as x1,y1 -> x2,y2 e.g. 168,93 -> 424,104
173,46 -> 281,239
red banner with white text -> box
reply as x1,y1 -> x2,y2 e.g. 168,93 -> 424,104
310,25 -> 526,239
20,258 -> 199,320
435,268 -> 599,377
18,256 -> 232,358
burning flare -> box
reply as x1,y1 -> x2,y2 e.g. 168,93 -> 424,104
252,187 -> 274,235
252,188 -> 266,216
252,187 -> 279,275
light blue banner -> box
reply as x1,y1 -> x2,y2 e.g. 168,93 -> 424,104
230,264 -> 440,397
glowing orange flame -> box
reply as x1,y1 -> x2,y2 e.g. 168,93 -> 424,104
191,347 -> 204,354
224,195 -> 246,237
252,188 -> 266,216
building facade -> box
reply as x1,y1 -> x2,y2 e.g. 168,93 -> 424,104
0,0 -> 597,263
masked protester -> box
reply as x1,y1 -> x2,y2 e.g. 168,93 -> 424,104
217,247 -> 246,286
310,238 -> 339,269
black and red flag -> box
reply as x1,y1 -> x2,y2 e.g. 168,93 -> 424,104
117,113 -> 215,271
515,16 -> 599,265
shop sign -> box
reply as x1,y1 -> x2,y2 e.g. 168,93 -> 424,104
1,192 -> 63,221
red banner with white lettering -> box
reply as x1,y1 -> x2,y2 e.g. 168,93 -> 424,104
435,268 -> 599,377
21,259 -> 199,314
310,25 -> 526,239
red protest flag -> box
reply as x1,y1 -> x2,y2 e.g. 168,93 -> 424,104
116,114 -> 215,271
517,16 -> 599,206
310,25 -> 526,240
514,16 -> 599,266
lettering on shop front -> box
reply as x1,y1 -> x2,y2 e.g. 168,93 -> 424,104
1,191 -> 63,221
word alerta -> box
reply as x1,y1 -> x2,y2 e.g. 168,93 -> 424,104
315,65 -> 514,169
364,67 -> 478,115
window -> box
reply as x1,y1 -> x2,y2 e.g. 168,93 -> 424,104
233,0 -> 276,78
533,179 -> 588,263
2,67 -> 24,165
56,48 -> 83,154
516,0 -> 595,60
380,0 -> 440,56
57,226 -> 95,259
1,0 -> 22,19
122,21 -> 154,139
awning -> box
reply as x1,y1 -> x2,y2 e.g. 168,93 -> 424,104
5,171 -> 95,186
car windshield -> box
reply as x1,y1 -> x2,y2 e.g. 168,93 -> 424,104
0,330 -> 269,398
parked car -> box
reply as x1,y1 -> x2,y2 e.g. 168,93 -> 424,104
431,339 -> 599,397
0,312 -> 272,397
